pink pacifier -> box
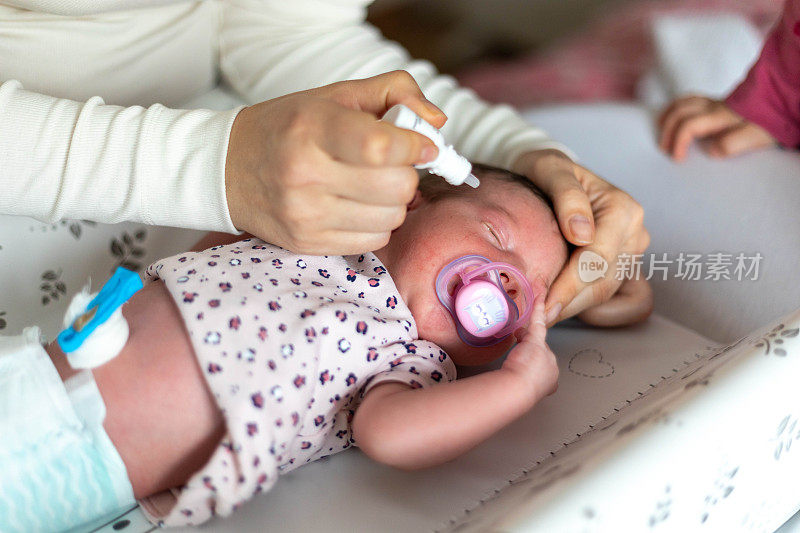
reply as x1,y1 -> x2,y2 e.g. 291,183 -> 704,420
435,255 -> 535,347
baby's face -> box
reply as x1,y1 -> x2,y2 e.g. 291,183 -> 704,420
375,176 -> 568,366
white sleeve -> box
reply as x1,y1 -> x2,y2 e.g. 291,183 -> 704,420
0,80 -> 243,232
219,0 -> 575,169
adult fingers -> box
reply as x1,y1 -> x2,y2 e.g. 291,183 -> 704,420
328,162 -> 420,206
318,103 -> 437,167
529,163 -> 595,246
576,278 -> 654,327
546,247 -> 624,325
706,122 -> 777,158
324,71 -> 447,128
556,209 -> 648,324
294,229 -> 393,256
325,198 -> 408,233
670,110 -> 740,161
545,189 -> 643,324
274,184 -> 410,250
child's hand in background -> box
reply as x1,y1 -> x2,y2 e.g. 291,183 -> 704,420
501,297 -> 559,404
658,96 -> 776,162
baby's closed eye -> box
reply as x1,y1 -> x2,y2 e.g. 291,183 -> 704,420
484,222 -> 503,248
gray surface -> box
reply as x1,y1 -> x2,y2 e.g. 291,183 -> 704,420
524,103 -> 800,343
778,511 -> 800,533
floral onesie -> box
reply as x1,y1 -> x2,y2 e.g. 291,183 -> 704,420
138,239 -> 456,527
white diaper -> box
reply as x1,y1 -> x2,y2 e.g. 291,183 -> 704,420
0,327 -> 135,533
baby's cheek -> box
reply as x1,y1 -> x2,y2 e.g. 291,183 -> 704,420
416,305 -> 456,346
409,228 -> 464,266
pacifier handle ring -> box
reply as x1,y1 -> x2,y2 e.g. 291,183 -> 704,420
461,262 -> 515,284
435,255 -> 493,309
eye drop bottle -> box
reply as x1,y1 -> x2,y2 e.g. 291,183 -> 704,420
381,104 -> 480,188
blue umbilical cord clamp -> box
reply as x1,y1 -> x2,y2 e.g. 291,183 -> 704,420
57,267 -> 143,354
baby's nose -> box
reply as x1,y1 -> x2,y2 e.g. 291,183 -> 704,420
499,271 -> 519,299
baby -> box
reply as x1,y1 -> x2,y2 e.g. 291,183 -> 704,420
42,164 -> 568,527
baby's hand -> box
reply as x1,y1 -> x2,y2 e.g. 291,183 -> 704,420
501,297 -> 559,403
354,297 -> 558,470
658,96 -> 776,161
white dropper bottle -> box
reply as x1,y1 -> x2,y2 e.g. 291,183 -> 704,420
381,104 -> 480,188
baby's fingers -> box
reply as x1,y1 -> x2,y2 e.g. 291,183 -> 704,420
510,296 -> 558,399
706,122 -> 777,158
659,96 -> 710,151
671,110 -> 740,161
517,296 -> 547,348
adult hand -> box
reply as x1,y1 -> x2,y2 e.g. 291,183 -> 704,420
658,96 -> 776,161
512,149 -> 652,327
225,71 -> 446,255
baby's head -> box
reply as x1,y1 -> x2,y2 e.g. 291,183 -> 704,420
374,164 -> 569,366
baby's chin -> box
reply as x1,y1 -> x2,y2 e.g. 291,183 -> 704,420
451,339 -> 514,367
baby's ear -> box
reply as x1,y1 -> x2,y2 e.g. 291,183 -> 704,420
407,190 -> 424,211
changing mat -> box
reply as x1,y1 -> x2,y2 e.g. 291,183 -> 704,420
3,95 -> 798,532
450,308 -> 800,532
72,310 -> 800,533
73,313 -> 715,533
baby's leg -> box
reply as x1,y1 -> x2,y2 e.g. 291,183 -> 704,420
46,280 -> 224,499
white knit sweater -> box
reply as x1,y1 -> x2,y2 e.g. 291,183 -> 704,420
0,0 -> 568,233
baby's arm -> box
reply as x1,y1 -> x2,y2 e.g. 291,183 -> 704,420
352,299 -> 557,470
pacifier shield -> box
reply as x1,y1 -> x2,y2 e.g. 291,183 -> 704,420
435,255 -> 534,347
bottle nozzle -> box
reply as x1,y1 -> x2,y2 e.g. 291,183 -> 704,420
464,173 -> 480,188
381,104 -> 479,189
